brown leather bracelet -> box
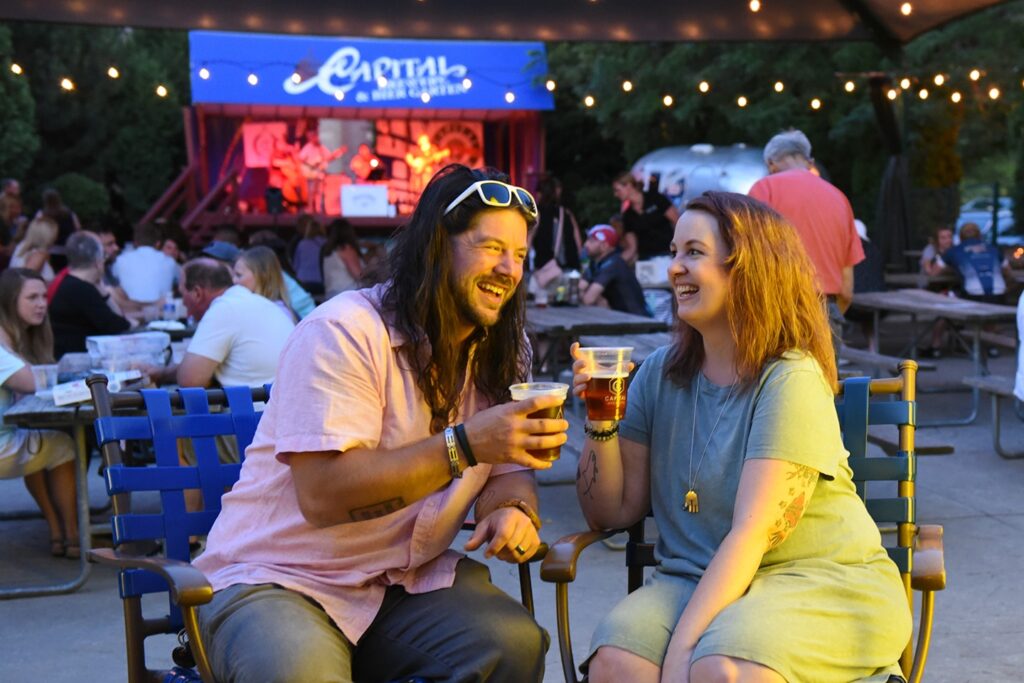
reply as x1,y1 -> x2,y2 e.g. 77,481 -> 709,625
495,498 -> 542,530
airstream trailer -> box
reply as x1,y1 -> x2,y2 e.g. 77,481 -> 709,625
629,143 -> 767,207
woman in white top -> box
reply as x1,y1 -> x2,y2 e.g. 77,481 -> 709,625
232,246 -> 298,323
0,268 -> 79,558
321,218 -> 364,298
10,216 -> 58,282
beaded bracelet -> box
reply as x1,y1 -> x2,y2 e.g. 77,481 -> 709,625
444,427 -> 462,479
453,423 -> 478,467
584,422 -> 620,441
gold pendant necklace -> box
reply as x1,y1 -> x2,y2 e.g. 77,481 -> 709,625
685,373 -> 736,513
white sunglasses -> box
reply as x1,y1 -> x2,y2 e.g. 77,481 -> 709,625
443,180 -> 538,220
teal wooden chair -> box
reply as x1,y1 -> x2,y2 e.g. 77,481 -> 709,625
541,360 -> 945,683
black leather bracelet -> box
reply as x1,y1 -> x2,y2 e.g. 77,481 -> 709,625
584,422 -> 620,441
453,423 -> 478,467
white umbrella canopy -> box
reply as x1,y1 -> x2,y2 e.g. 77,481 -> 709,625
0,0 -> 1009,48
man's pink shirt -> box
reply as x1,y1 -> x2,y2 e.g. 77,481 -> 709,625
194,286 -> 522,644
749,168 -> 864,295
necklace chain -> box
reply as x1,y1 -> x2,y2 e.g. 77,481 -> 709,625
685,372 -> 736,513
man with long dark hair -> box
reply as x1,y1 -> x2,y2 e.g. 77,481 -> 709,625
193,164 -> 563,682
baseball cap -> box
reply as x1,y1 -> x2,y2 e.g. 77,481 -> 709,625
586,224 -> 619,248
201,240 -> 240,263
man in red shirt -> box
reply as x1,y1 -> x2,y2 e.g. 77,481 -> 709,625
749,130 -> 864,360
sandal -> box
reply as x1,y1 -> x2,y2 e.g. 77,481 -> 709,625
64,542 -> 81,560
50,538 -> 66,557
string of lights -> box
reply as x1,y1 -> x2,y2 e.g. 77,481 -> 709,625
543,66 -> 1023,111
6,56 -> 1022,110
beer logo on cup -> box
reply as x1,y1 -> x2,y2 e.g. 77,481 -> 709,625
610,376 -> 625,396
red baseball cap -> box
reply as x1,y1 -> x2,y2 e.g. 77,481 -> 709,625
586,224 -> 619,248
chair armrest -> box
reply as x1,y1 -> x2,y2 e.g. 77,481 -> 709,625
540,529 -> 619,583
911,524 -> 946,592
89,547 -> 215,607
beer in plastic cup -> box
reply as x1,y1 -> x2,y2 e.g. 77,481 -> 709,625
578,347 -> 633,421
509,382 -> 569,461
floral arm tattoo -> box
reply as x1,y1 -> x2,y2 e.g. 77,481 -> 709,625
766,464 -> 818,550
576,449 -> 599,499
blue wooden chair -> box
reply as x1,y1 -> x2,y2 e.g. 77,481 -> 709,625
541,359 -> 946,683
88,375 -> 545,683
88,375 -> 269,683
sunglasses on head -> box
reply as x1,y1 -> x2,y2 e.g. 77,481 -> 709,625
443,180 -> 538,220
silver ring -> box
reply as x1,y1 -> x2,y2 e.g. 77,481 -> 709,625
514,544 -> 527,555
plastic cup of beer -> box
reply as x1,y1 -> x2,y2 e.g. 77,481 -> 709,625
509,382 -> 569,461
577,347 -> 633,421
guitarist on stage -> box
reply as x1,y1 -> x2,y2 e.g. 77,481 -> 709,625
298,128 -> 346,213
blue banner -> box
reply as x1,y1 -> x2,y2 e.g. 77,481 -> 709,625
189,31 -> 553,111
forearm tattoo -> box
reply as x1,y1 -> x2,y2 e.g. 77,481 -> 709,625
766,464 -> 818,550
577,449 -> 599,499
349,497 -> 404,521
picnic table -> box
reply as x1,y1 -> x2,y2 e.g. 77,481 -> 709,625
526,305 -> 668,379
1,393 -> 98,599
850,289 -> 1018,426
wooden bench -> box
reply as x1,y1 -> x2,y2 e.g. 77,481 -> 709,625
962,375 -> 1024,459
978,330 -> 1018,351
839,346 -> 936,375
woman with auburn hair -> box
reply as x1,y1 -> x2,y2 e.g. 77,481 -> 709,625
0,269 -> 80,558
10,216 -> 59,282
232,246 -> 297,322
573,191 -> 910,683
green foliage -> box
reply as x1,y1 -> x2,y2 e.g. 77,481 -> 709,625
0,26 -> 40,180
543,1 -> 1024,234
48,172 -> 110,225
9,23 -> 188,220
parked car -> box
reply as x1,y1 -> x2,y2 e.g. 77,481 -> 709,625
955,196 -> 1022,246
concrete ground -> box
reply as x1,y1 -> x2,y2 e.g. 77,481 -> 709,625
2,320 -> 1023,682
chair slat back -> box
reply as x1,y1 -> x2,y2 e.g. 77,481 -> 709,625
90,377 -> 270,630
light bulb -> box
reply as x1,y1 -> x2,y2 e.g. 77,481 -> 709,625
10,63 -> 23,75
900,2 -> 912,16
662,94 -> 673,106
198,67 -> 210,80
950,91 -> 962,103
462,78 -> 472,89
918,88 -> 928,99
887,89 -> 898,100
420,92 -> 431,103
933,74 -> 945,86
737,95 -> 748,107
622,80 -> 633,92
334,90 -> 345,101
810,98 -> 822,110
698,81 -> 710,94
290,72 -> 301,84
376,75 -> 388,88
60,77 -> 75,91
584,94 -> 595,107
749,0 -> 761,12
774,81 -> 784,93
969,69 -> 981,81
107,66 -> 120,79
545,79 -> 556,92
844,80 -> 855,93
247,73 -> 258,86
899,77 -> 911,90
988,87 -> 1000,100
505,90 -> 516,104
156,84 -> 168,97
